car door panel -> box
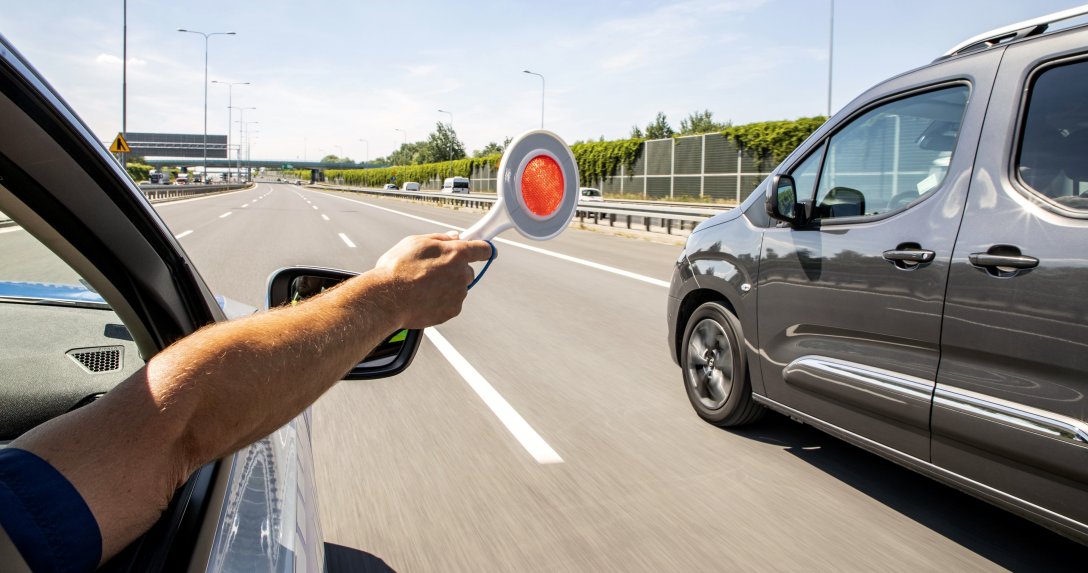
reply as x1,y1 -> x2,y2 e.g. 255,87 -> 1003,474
756,49 -> 1001,461
934,28 -> 1088,534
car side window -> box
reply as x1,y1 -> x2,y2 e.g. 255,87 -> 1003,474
812,85 -> 969,220
0,212 -> 144,439
1017,59 -> 1088,213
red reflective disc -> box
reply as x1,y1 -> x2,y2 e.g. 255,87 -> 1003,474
520,155 -> 564,217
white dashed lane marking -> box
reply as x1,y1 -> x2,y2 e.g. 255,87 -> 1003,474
174,230 -> 193,239
425,328 -> 563,464
219,212 -> 232,219
338,233 -> 356,248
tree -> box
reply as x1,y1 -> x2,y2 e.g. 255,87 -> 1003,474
387,141 -> 427,166
320,154 -> 355,164
473,141 -> 504,157
420,122 -> 466,164
630,125 -> 644,139
680,109 -> 728,135
644,112 -> 675,139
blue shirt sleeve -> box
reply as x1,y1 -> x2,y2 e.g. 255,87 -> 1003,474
0,447 -> 102,573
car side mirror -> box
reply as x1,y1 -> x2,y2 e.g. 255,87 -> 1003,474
266,266 -> 422,380
767,174 -> 808,225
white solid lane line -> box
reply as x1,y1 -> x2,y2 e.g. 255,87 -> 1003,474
174,230 -> 193,239
424,328 -> 563,464
320,193 -> 669,288
338,233 -> 356,248
321,214 -> 330,221
0,226 -> 24,234
219,211 -> 232,218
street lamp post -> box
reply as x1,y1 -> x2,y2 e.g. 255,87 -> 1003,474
358,139 -> 369,166
230,106 -> 255,180
393,128 -> 407,162
393,128 -> 407,187
437,109 -> 454,178
177,28 -> 235,182
244,121 -> 259,182
212,80 -> 248,181
827,0 -> 835,117
523,69 -> 545,129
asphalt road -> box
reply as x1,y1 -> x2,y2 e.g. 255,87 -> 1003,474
151,182 -> 1084,571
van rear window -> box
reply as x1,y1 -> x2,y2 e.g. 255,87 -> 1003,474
454,182 -> 469,189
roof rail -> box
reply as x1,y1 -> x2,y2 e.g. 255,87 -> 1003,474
940,4 -> 1088,59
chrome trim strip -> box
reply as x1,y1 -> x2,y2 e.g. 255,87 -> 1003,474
789,356 -> 934,401
935,387 -> 1088,445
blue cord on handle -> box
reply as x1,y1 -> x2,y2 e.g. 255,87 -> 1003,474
467,240 -> 496,290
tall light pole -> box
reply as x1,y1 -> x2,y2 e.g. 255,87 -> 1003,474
523,70 -> 545,129
122,0 -> 127,168
438,109 -> 454,178
393,128 -> 407,164
358,139 -> 369,166
177,28 -> 235,182
827,0 -> 834,117
230,106 -> 255,181
212,80 -> 248,181
243,121 -> 259,181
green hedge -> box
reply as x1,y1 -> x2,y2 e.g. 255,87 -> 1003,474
126,163 -> 152,182
570,138 -> 642,186
721,116 -> 827,163
316,155 -> 501,188
298,117 -> 825,188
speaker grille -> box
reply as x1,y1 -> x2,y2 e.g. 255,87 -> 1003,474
67,347 -> 123,373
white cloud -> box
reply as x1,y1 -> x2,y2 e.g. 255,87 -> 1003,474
95,54 -> 147,66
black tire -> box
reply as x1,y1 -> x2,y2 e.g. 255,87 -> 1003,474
680,302 -> 764,427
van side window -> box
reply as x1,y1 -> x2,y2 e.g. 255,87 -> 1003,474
1017,59 -> 1088,213
812,86 -> 969,220
789,143 -> 825,202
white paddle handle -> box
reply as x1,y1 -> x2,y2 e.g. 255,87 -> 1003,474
460,209 -> 513,241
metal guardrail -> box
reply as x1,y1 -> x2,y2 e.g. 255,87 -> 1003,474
312,183 -> 729,235
139,183 -> 253,203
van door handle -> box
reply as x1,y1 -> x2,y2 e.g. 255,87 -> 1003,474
883,249 -> 936,263
968,253 -> 1039,269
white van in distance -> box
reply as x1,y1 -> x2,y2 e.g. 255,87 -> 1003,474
441,177 -> 470,194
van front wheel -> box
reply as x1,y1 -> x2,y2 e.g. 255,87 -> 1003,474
680,302 -> 764,427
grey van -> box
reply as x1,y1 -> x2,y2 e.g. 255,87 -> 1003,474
667,7 -> 1088,544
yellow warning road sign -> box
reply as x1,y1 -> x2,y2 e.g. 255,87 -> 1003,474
109,132 -> 131,154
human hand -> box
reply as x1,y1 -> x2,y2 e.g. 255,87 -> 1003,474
375,233 -> 494,328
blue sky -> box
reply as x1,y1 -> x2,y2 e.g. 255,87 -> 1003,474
3,1 -> 1084,161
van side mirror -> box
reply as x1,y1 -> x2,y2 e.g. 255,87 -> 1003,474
767,174 -> 808,225
266,267 -> 422,380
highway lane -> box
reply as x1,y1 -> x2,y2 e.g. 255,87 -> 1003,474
148,182 -> 1084,571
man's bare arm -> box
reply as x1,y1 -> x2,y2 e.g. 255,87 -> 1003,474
10,233 -> 493,563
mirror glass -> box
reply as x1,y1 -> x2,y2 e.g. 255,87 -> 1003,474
287,275 -> 408,368
775,176 -> 797,220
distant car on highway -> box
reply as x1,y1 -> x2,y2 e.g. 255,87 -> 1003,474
383,183 -> 398,191
579,187 -> 603,202
441,176 -> 470,194
667,7 -> 1088,544
174,174 -> 189,185
403,181 -> 421,192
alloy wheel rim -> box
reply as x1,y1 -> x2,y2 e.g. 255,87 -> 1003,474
686,318 -> 734,409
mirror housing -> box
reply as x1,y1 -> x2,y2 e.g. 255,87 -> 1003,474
266,266 -> 422,380
766,174 -> 809,225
